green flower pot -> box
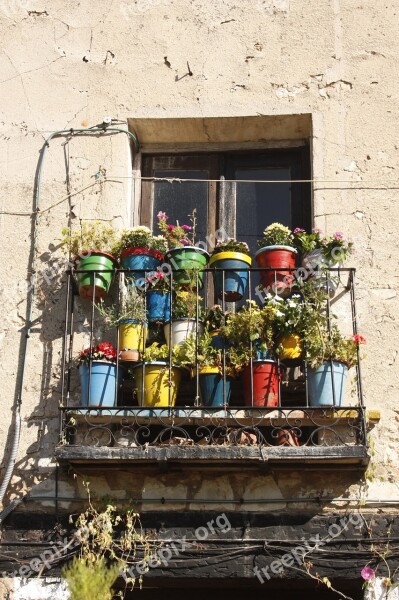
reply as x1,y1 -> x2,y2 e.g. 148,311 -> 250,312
74,251 -> 117,301
165,246 -> 209,288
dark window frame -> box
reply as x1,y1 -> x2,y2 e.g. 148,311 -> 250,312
140,147 -> 311,240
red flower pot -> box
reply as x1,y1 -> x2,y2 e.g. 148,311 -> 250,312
255,245 -> 297,297
242,360 -> 280,407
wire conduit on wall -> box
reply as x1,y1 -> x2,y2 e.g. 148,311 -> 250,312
0,123 -> 139,524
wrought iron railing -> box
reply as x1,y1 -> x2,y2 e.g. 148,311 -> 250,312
58,264 -> 367,452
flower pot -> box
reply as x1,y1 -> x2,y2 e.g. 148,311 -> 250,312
198,367 -> 232,407
255,245 -> 297,297
74,251 -> 117,302
133,361 -> 182,407
120,246 -> 164,284
146,290 -> 171,322
165,246 -> 209,288
242,360 -> 280,407
209,251 -> 252,302
307,360 -> 348,407
79,361 -> 123,407
118,319 -> 147,362
164,319 -> 204,347
210,330 -> 230,350
279,333 -> 303,361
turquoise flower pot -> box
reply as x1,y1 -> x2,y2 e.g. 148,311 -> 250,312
79,361 -> 123,407
199,370 -> 232,407
308,361 -> 348,407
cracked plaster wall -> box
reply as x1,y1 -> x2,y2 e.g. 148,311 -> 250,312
0,0 -> 398,514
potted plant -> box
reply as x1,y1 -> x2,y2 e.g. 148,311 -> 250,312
179,331 -> 233,407
204,304 -> 230,349
144,271 -> 171,323
208,238 -> 252,302
255,223 -> 297,297
271,293 -> 304,364
60,222 -> 119,301
305,324 -> 366,407
164,290 -> 204,347
220,300 -> 281,407
293,228 -> 353,296
78,342 -> 123,407
132,343 -> 183,408
96,289 -> 147,362
300,289 -> 365,406
157,210 -> 209,288
114,226 -> 167,284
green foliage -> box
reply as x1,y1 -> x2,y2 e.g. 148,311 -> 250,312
257,222 -> 294,248
60,221 -> 119,257
293,228 -> 353,265
204,304 -> 229,332
62,557 -> 120,600
220,300 -> 278,370
142,342 -> 183,365
179,331 -> 222,369
113,227 -> 167,256
96,288 -> 147,327
172,290 -> 204,320
300,284 -> 365,369
212,238 -> 250,256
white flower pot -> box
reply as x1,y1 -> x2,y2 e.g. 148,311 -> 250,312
164,319 -> 204,347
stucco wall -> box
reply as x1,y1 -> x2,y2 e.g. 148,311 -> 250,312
0,0 -> 398,515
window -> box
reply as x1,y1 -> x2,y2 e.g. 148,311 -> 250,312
140,148 -> 311,255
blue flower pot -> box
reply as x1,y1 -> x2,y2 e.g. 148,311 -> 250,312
307,361 -> 348,407
120,247 -> 163,285
146,290 -> 171,322
199,370 -> 232,407
210,331 -> 230,350
79,361 -> 124,407
209,252 -> 252,302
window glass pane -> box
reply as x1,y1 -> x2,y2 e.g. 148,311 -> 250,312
236,168 -> 291,255
152,170 -> 208,243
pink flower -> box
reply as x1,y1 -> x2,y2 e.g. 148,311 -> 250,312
313,228 -> 323,234
157,211 -> 168,221
334,232 -> 344,240
167,224 -> 175,230
182,225 -> 192,231
361,566 -> 375,581
293,228 -> 305,233
180,238 -> 190,246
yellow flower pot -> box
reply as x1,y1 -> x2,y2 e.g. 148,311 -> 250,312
119,320 -> 147,354
280,333 -> 303,360
134,362 -> 182,407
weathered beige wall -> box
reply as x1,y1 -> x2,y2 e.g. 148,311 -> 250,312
0,0 -> 398,514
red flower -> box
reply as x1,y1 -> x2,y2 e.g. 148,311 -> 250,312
78,342 -> 117,364
352,334 -> 366,345
167,224 -> 176,231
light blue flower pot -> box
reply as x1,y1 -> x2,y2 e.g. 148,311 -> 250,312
307,361 -> 348,407
79,361 -> 124,407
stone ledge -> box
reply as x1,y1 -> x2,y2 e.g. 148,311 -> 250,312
55,444 -> 369,468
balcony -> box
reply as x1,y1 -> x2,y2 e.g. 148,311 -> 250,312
55,264 -> 373,470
